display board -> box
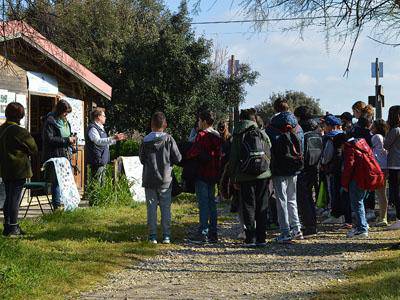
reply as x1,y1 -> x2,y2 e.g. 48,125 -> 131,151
118,156 -> 146,202
63,97 -> 85,145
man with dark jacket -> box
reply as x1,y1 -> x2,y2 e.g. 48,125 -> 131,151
86,107 -> 126,181
187,110 -> 222,244
229,109 -> 272,247
139,112 -> 182,244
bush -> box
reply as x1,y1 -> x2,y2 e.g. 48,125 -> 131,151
110,139 -> 141,160
85,165 -> 134,207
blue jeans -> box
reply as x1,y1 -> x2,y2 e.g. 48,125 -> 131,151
349,180 -> 368,233
51,177 -> 61,208
195,180 -> 217,235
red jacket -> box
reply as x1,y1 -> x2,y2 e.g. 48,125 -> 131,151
341,138 -> 384,191
187,128 -> 222,183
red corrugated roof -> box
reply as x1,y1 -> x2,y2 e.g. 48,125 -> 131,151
1,21 -> 112,99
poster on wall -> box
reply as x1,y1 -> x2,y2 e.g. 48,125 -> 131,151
27,71 -> 58,95
63,97 -> 85,145
0,89 -> 16,126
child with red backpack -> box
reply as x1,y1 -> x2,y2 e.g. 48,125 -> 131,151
186,110 -> 222,244
341,135 -> 385,238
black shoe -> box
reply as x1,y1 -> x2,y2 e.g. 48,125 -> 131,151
256,238 -> 267,247
303,227 -> 317,237
244,237 -> 256,248
208,233 -> 218,243
4,224 -> 24,238
2,224 -> 11,236
187,233 -> 208,244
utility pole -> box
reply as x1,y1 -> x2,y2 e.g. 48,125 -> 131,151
228,55 -> 235,132
375,58 -> 382,120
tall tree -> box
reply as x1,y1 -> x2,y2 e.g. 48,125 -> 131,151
256,90 -> 323,122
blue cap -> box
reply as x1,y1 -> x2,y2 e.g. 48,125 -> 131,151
324,115 -> 342,126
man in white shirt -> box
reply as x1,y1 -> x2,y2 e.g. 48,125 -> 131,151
86,107 -> 126,181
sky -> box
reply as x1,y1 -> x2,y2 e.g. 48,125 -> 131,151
165,0 -> 400,118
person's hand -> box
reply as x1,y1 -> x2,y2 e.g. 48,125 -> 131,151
69,136 -> 77,144
114,133 -> 127,141
233,183 -> 240,191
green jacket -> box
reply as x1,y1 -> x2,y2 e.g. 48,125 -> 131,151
228,120 -> 272,183
0,122 -> 38,180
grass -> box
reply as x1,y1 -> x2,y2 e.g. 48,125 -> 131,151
315,249 -> 400,300
0,196 -> 198,300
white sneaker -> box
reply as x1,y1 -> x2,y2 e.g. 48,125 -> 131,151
322,215 -> 344,224
387,220 -> 400,231
346,228 -> 368,238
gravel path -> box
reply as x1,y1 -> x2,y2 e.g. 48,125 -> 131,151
81,213 -> 399,300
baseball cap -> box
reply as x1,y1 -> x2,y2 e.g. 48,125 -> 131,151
324,115 -> 342,126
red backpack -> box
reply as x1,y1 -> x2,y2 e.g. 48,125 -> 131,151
350,139 -> 384,191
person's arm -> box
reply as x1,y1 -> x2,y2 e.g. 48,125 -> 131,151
139,142 -> 146,165
384,128 -> 400,150
88,127 -> 116,147
43,122 -> 70,147
170,136 -> 182,165
228,135 -> 240,179
16,129 -> 38,156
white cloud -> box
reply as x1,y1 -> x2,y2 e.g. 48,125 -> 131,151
294,73 -> 317,87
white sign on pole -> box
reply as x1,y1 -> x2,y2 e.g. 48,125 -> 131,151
371,62 -> 383,78
118,156 -> 146,202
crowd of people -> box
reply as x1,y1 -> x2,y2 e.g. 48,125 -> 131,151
139,99 -> 400,249
1,98 -> 400,251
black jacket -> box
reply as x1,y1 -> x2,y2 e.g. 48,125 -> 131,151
41,113 -> 71,163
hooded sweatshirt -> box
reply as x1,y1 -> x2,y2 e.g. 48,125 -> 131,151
139,132 -> 182,189
229,120 -> 272,182
186,127 -> 222,183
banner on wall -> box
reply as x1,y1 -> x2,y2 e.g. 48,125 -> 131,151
63,97 -> 85,146
27,71 -> 58,95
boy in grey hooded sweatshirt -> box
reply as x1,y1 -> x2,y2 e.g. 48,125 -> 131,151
139,112 -> 182,244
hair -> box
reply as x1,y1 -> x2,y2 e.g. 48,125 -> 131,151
388,105 -> 400,129
256,115 -> 264,129
294,106 -> 312,121
198,110 -> 215,126
91,107 -> 105,121
5,102 -> 25,122
151,111 -> 166,129
239,109 -> 256,121
273,97 -> 289,113
54,99 -> 72,117
217,120 -> 231,141
352,101 -> 374,118
372,119 -> 388,137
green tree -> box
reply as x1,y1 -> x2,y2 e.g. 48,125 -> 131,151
256,90 -> 323,122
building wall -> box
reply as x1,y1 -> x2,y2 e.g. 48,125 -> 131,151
0,54 -> 27,93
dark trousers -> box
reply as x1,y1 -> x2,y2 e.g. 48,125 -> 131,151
340,190 -> 353,224
296,167 -> 317,230
240,179 -> 269,243
3,179 -> 25,225
364,191 -> 375,211
388,170 -> 400,219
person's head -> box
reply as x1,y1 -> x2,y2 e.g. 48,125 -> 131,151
352,101 -> 374,119
54,99 -> 72,119
340,112 -> 353,124
198,110 -> 215,130
371,119 -> 388,136
323,115 -> 342,132
388,105 -> 400,129
217,120 -> 230,141
5,102 -> 25,124
294,106 -> 312,122
273,97 -> 289,113
91,107 -> 106,125
301,119 -> 318,132
256,115 -> 264,129
151,111 -> 167,132
239,109 -> 257,122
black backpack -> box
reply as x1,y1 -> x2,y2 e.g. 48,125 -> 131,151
271,131 -> 304,175
240,127 -> 270,176
303,131 -> 323,167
